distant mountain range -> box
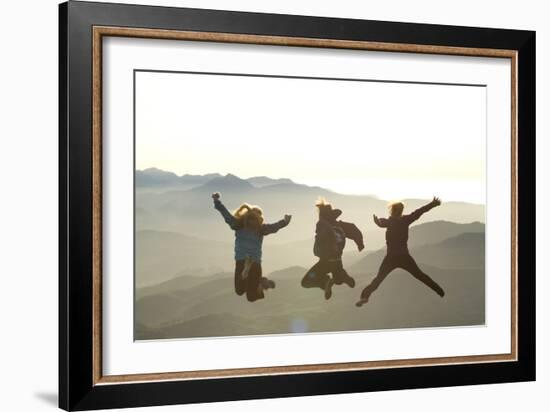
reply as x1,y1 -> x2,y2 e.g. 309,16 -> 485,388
134,168 -> 486,340
135,169 -> 485,246
349,232 -> 485,274
135,220 -> 484,287
136,167 -> 294,189
135,229 -> 485,340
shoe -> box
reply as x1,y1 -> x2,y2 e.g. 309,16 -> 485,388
343,275 -> 356,288
324,278 -> 334,300
261,278 -> 276,290
355,297 -> 369,307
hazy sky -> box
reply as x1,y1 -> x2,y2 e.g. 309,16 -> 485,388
135,71 -> 486,203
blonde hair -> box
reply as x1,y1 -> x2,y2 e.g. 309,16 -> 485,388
233,203 -> 264,230
315,197 -> 333,219
389,201 -> 405,217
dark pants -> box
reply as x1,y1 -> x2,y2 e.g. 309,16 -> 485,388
360,253 -> 444,299
234,259 -> 266,302
301,259 -> 352,289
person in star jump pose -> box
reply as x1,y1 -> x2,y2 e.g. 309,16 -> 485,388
212,192 -> 292,302
356,197 -> 445,307
301,198 -> 364,300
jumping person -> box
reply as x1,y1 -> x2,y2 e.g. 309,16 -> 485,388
212,192 -> 292,302
302,199 -> 364,300
356,197 -> 445,307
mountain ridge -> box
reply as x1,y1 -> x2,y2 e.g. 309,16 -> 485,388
137,168 -> 301,190
135,231 -> 485,339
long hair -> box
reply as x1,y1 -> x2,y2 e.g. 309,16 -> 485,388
233,203 -> 264,231
389,201 -> 405,217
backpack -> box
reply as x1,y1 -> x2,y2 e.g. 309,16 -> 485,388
313,220 -> 346,259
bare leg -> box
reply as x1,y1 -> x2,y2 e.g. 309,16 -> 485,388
401,255 -> 445,297
356,255 -> 395,307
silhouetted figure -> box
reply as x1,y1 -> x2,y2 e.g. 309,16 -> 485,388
212,192 -> 291,302
356,197 -> 445,307
302,199 -> 364,300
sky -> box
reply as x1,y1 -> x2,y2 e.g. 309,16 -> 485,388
135,71 -> 486,203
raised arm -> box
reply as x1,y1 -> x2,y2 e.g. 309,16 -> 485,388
373,214 -> 389,228
212,193 -> 237,229
262,214 -> 292,236
406,196 -> 441,224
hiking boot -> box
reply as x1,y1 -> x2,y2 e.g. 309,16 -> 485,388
324,278 -> 334,300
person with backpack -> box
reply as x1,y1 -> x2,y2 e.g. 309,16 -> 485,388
212,192 -> 292,302
356,197 -> 445,307
301,199 -> 364,300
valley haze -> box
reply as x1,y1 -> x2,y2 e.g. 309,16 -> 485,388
134,168 -> 486,340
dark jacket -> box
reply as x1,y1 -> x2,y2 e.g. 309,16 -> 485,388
376,201 -> 437,255
313,219 -> 364,260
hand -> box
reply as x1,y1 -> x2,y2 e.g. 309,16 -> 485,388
432,196 -> 442,207
284,214 -> 292,224
212,192 -> 220,200
373,214 -> 380,225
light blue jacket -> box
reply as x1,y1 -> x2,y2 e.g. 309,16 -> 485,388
214,199 -> 288,263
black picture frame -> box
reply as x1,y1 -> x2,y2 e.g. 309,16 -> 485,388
59,1 -> 536,410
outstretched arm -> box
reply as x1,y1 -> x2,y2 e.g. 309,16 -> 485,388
212,192 -> 237,229
406,196 -> 441,224
373,214 -> 389,228
262,214 -> 292,235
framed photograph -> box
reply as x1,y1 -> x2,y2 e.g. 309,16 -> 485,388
59,1 -> 536,410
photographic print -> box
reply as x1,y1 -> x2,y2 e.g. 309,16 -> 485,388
60,3 -> 535,408
134,69 -> 486,341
